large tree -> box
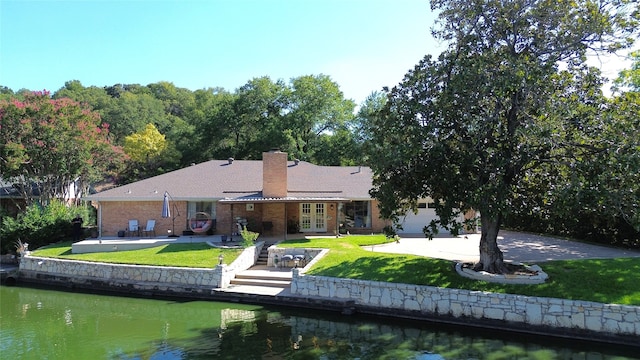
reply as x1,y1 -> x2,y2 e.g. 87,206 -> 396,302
231,76 -> 291,159
368,0 -> 638,273
285,74 -> 356,162
0,91 -> 124,206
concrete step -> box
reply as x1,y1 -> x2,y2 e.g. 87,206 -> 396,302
235,272 -> 290,282
218,284 -> 292,296
230,278 -> 291,287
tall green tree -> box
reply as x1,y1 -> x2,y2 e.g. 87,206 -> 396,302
0,91 -> 124,206
368,0 -> 638,273
53,80 -> 114,116
285,74 -> 356,162
231,77 -> 291,159
504,63 -> 640,246
186,88 -> 238,162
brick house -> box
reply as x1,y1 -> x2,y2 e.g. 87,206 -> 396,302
84,150 -> 389,239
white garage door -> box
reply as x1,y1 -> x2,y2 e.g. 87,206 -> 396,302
398,200 -> 464,234
399,205 -> 441,234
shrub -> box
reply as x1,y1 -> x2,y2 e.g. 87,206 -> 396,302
0,200 -> 91,254
239,226 -> 259,248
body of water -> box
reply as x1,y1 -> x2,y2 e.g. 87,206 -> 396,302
1,285 -> 637,359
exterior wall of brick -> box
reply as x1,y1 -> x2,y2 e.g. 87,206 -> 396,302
99,199 -> 387,238
369,199 -> 387,233
215,203 -> 233,236
262,202 -> 286,235
100,200 -> 189,237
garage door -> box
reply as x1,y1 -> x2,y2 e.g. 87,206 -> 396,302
398,200 -> 464,234
399,204 -> 441,234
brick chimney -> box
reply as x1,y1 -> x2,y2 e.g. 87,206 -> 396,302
262,149 -> 287,198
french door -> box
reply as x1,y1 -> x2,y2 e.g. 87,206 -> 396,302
299,203 -> 326,232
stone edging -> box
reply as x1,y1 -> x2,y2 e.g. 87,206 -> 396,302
455,262 -> 549,284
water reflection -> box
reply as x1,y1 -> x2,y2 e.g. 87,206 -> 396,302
1,285 -> 637,360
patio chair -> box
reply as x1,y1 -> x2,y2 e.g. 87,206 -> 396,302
126,219 -> 139,237
141,219 -> 156,237
189,212 -> 212,234
281,254 -> 294,267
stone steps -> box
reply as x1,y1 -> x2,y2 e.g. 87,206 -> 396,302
230,277 -> 291,287
255,241 -> 276,266
230,263 -> 292,289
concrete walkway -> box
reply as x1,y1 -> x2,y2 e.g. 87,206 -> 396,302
369,230 -> 640,263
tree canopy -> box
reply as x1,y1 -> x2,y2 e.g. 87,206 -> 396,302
0,91 -> 124,206
367,0 -> 639,272
10,74 -> 361,176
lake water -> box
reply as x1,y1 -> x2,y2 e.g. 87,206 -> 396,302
1,285 -> 637,359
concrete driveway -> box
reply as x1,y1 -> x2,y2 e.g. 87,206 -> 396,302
368,230 -> 640,263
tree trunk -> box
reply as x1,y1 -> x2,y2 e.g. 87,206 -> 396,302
475,215 -> 509,274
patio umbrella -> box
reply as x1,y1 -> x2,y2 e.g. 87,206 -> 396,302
162,191 -> 180,237
162,192 -> 170,219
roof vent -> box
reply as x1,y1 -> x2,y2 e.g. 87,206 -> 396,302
228,157 -> 234,164
294,159 -> 300,165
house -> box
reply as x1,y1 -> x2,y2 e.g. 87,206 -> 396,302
84,150 -> 387,238
0,177 -> 84,219
0,179 -> 26,222
84,149 -> 470,239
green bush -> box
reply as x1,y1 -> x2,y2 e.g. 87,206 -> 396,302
0,200 -> 92,254
239,226 -> 259,248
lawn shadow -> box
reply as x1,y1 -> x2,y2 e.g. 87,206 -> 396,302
156,243 -> 214,254
311,255 -> 459,286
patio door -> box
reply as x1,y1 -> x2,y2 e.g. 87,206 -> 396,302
299,203 -> 326,232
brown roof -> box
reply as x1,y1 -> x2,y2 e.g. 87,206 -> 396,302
85,159 -> 374,202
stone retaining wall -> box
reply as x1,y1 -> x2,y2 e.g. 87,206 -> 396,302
18,242 -> 263,292
291,272 -> 640,337
267,246 -> 324,268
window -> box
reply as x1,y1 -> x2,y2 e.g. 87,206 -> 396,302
301,203 -> 311,230
339,201 -> 371,229
187,201 -> 216,219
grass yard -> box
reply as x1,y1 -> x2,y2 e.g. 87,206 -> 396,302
31,235 -> 640,305
31,241 -> 242,268
281,235 -> 640,306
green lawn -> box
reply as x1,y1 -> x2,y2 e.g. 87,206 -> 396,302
31,235 -> 640,305
281,235 -> 640,306
32,241 -> 242,268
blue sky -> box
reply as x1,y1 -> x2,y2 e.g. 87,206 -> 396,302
0,0 -> 634,104
0,0 -> 444,104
